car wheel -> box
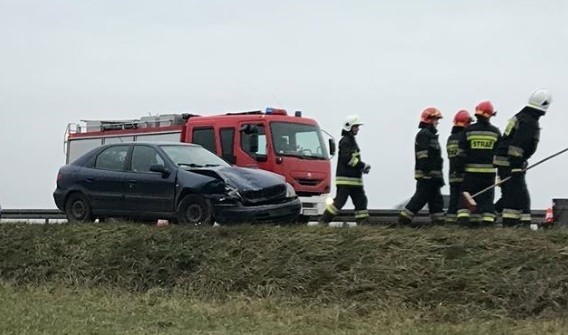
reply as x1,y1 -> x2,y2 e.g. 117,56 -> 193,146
65,193 -> 95,223
177,195 -> 213,226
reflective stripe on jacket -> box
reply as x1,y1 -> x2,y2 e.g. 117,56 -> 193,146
336,133 -> 365,187
414,126 -> 443,181
493,108 -> 542,169
447,126 -> 467,183
458,120 -> 501,174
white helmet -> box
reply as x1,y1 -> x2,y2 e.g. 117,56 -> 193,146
342,114 -> 364,132
527,88 -> 552,113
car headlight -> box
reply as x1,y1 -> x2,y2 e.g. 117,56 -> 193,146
285,182 -> 297,198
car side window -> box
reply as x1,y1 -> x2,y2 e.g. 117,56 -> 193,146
94,146 -> 129,171
131,146 -> 164,172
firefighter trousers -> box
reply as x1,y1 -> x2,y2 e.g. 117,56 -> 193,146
399,179 -> 444,225
320,186 -> 369,224
457,173 -> 496,227
446,182 -> 462,224
498,167 -> 531,227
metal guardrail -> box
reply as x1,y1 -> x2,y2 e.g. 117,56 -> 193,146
318,209 -> 547,224
1,209 -> 547,224
2,209 -> 67,224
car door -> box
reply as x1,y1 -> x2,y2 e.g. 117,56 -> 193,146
123,144 -> 176,215
86,144 -> 130,214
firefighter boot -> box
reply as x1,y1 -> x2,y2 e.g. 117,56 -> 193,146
456,209 -> 470,228
457,217 -> 470,228
398,208 -> 415,226
398,213 -> 412,226
445,214 -> 457,225
355,210 -> 369,226
356,218 -> 369,226
431,213 -> 445,226
502,218 -> 520,228
520,213 -> 533,229
317,210 -> 334,226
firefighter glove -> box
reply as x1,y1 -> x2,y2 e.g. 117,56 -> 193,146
362,163 -> 371,174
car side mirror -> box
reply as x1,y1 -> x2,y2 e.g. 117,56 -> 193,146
150,164 -> 170,177
240,124 -> 259,153
328,138 -> 336,157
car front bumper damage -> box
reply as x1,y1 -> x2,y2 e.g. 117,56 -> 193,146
213,198 -> 301,224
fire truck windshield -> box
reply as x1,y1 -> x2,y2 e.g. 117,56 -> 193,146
270,122 -> 329,160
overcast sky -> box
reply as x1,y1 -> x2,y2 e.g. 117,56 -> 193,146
1,0 -> 567,210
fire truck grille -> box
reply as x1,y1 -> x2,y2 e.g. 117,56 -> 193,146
241,184 -> 287,203
296,178 -> 322,186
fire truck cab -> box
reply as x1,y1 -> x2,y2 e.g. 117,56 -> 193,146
65,108 -> 335,219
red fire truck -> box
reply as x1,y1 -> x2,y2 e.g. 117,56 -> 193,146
64,108 -> 335,220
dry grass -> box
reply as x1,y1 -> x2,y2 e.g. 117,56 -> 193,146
2,283 -> 568,335
1,223 -> 568,322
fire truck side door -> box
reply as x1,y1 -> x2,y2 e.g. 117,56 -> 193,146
237,123 -> 269,168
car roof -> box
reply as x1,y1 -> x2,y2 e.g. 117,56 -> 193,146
102,141 -> 200,147
70,141 -> 203,166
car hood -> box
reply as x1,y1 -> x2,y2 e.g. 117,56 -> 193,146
188,166 -> 285,191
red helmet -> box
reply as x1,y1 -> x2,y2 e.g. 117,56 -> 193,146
475,100 -> 496,117
420,107 -> 443,124
453,110 -> 473,127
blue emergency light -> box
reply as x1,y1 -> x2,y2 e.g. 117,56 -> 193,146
265,107 -> 287,115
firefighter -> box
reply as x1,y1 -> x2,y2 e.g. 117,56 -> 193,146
456,101 -> 501,227
399,107 -> 445,226
319,115 -> 370,225
445,110 -> 473,224
493,89 -> 552,227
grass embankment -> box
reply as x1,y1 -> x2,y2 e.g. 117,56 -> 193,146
2,284 -> 568,335
1,223 -> 568,334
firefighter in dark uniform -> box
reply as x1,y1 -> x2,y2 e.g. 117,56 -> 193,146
319,115 -> 370,225
493,89 -> 552,227
399,107 -> 445,226
456,101 -> 501,227
445,110 -> 473,224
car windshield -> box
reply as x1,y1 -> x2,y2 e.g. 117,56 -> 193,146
159,144 -> 230,168
270,122 -> 329,159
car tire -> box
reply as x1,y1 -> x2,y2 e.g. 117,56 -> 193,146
65,193 -> 95,223
177,195 -> 213,226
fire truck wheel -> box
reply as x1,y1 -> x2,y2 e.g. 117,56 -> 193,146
177,195 -> 213,226
295,215 -> 311,224
65,193 -> 95,223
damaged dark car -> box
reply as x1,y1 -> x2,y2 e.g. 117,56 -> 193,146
53,142 -> 301,225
